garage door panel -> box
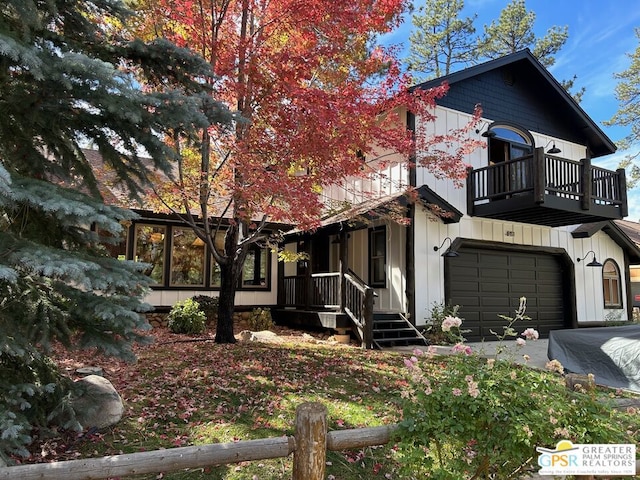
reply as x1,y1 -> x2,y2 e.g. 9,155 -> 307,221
480,269 -> 510,279
481,283 -> 512,293
447,246 -> 568,342
450,266 -> 480,276
510,270 -> 537,280
478,253 -> 509,265
480,297 -> 511,307
510,257 -> 537,269
510,284 -> 538,294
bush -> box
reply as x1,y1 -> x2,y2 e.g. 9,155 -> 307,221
167,299 -> 206,334
248,307 -> 273,331
397,298 -> 636,478
397,351 -> 635,479
191,295 -> 219,322
423,301 -> 465,344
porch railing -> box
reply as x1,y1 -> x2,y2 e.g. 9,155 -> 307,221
467,147 -> 627,214
343,270 -> 375,349
279,269 -> 375,349
281,272 -> 341,309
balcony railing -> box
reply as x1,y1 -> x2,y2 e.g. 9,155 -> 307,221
466,147 -> 627,226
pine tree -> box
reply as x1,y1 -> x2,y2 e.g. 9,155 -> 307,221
408,0 -> 477,80
607,28 -> 640,189
477,0 -> 568,68
0,0 -> 229,461
475,0 -> 584,101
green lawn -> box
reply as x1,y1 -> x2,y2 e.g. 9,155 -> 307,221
22,328 -> 639,479
42,330 -> 407,479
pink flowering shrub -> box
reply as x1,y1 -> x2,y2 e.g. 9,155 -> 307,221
397,350 -> 636,479
397,298 -> 637,478
423,302 -> 467,344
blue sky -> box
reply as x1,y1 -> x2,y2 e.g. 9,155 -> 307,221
382,0 -> 640,219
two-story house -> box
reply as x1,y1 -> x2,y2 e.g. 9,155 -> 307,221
277,49 -> 640,346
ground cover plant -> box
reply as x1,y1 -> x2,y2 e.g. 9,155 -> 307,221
10,321 -> 640,480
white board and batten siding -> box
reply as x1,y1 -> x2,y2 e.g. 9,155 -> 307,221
346,223 -> 407,314
410,106 -> 629,327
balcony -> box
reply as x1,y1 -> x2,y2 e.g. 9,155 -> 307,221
466,147 -> 628,227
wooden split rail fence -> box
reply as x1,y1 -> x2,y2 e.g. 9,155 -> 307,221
0,402 -> 396,480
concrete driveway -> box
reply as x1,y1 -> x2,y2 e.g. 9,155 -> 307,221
465,338 -> 551,369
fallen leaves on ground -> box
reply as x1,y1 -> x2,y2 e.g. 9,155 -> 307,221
24,326 -> 408,479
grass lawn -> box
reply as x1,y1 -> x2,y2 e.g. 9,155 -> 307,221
18,326 -> 640,479
36,328 -> 408,479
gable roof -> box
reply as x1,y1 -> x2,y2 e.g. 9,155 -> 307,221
571,221 -> 640,264
412,49 -> 616,158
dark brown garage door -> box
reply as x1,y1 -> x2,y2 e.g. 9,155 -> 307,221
446,246 -> 569,342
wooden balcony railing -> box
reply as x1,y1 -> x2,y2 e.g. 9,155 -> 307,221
466,147 -> 628,222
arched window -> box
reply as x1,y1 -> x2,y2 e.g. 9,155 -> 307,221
487,124 -> 534,166
602,259 -> 622,308
485,123 -> 534,196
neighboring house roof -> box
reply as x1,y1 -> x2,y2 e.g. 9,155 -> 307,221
614,219 -> 640,246
572,221 -> 640,264
411,49 -> 616,158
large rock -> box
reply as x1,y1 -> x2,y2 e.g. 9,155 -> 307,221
72,375 -> 124,429
237,330 -> 280,343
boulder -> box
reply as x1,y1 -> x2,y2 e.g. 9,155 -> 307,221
237,330 -> 280,343
72,375 -> 124,429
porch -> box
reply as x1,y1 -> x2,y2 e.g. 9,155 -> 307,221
275,269 -> 427,349
466,147 -> 627,227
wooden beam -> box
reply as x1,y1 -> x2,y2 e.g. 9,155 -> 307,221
0,438 -> 295,480
466,166 -> 475,215
580,156 -> 592,211
533,147 -> 545,204
327,425 -> 397,451
618,168 -> 628,217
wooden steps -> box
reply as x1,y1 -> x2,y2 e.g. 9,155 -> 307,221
372,312 -> 429,349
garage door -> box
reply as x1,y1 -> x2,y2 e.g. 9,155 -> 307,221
446,247 -> 569,342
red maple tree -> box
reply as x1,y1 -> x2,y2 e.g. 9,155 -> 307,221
129,0 -> 482,343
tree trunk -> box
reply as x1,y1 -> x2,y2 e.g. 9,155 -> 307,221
216,260 -> 238,344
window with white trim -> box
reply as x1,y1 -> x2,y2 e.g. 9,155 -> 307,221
603,259 -> 622,308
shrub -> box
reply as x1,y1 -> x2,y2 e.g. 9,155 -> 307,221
397,298 -> 636,478
248,307 -> 273,331
398,350 -> 635,479
167,299 -> 206,335
423,301 -> 465,344
191,295 -> 219,322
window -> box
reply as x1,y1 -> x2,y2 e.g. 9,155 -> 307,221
488,126 -> 533,163
487,125 -> 534,195
134,225 -> 166,285
170,227 -> 205,286
603,259 -> 622,308
369,226 -> 386,288
242,245 -> 269,287
131,224 -> 271,290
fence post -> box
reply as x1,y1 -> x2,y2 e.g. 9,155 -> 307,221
292,402 -> 327,480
